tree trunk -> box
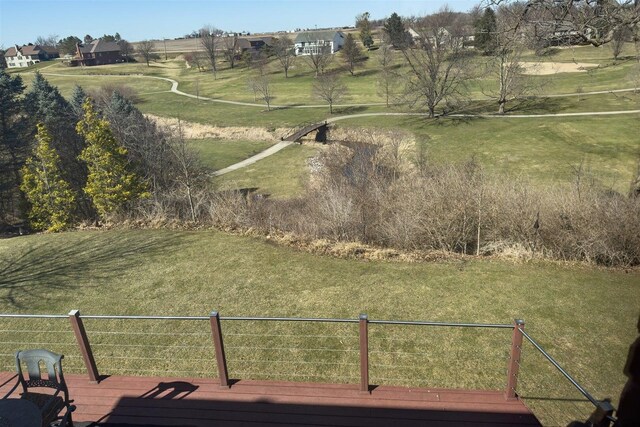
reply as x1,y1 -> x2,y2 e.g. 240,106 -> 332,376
498,100 -> 506,114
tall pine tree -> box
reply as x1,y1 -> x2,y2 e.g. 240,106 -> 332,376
474,8 -> 498,55
384,13 -> 408,48
25,73 -> 88,209
0,69 -> 28,226
76,100 -> 148,218
20,124 -> 76,232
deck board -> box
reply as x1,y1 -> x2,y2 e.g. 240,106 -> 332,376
0,372 -> 540,426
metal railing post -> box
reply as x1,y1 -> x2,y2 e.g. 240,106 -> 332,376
68,309 -> 100,383
210,311 -> 229,388
359,313 -> 369,393
505,319 -> 525,400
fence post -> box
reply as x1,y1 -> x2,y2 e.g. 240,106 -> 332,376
505,319 -> 525,400
359,313 -> 369,393
68,310 -> 99,383
210,311 -> 229,388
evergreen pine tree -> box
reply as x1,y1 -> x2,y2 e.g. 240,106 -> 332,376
474,8 -> 498,55
76,100 -> 148,218
0,69 -> 28,225
70,85 -> 88,117
384,13 -> 407,48
342,33 -> 362,76
25,73 -> 87,199
20,123 -> 76,232
356,12 -> 374,50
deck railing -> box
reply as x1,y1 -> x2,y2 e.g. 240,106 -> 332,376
0,311 -> 616,425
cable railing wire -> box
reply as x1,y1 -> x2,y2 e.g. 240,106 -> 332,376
1,310 -> 614,425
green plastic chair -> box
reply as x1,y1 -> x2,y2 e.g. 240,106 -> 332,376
2,349 -> 74,427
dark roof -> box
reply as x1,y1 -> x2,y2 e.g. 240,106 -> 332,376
249,36 -> 274,46
3,44 -> 45,57
40,46 -> 59,55
294,30 -> 343,43
80,39 -> 121,54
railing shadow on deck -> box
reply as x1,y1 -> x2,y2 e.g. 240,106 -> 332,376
87,381 -> 542,427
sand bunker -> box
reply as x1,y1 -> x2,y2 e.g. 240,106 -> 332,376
519,62 -> 599,75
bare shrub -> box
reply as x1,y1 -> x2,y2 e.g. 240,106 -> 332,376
246,141 -> 640,266
87,83 -> 140,105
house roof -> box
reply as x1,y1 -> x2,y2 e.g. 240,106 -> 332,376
3,44 -> 45,57
40,46 -> 59,55
294,30 -> 343,43
79,39 -> 121,54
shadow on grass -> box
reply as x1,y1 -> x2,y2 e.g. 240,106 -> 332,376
335,105 -> 368,115
0,231 -> 187,309
355,68 -> 379,78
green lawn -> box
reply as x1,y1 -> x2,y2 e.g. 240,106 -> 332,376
13,43 -> 639,107
190,138 -> 276,170
336,114 -> 640,194
0,230 -> 638,425
214,143 -> 320,197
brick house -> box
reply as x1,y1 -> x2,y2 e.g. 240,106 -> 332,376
70,39 -> 122,66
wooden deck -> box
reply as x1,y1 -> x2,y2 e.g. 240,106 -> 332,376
0,372 -> 541,426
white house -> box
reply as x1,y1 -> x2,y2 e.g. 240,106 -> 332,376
294,30 -> 345,56
4,44 -> 56,68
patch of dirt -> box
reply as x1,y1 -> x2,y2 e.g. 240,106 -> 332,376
519,61 -> 599,75
146,114 -> 291,141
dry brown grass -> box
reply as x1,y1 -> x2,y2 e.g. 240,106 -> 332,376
145,114 -> 290,141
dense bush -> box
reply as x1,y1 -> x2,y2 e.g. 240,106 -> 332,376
204,142 -> 640,267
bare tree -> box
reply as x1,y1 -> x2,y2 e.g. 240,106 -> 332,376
200,25 -> 220,78
170,120 -> 206,222
249,73 -> 275,111
118,39 -> 134,62
35,34 -> 59,47
273,35 -> 295,77
483,8 -> 541,113
185,51 -> 205,71
313,72 -> 348,113
136,40 -> 159,66
485,0 -> 640,50
400,8 -> 471,118
611,26 -> 631,61
223,34 -> 239,69
377,42 -> 396,107
301,36 -> 333,76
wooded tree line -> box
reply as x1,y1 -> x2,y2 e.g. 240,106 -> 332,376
0,70 -> 208,232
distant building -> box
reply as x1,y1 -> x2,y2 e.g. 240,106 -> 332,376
4,44 -> 58,68
294,30 -> 345,56
69,39 -> 122,66
533,21 -> 594,46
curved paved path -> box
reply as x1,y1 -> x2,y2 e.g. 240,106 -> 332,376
40,71 -> 639,108
38,71 -> 640,175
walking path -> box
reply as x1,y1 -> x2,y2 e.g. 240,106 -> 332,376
38,71 -> 640,175
40,71 -> 639,109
